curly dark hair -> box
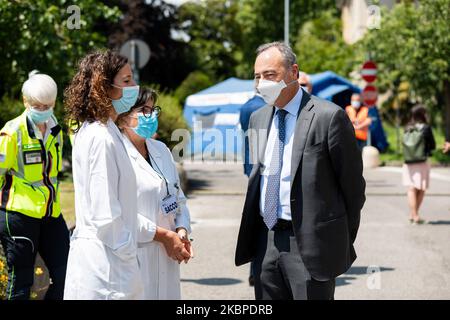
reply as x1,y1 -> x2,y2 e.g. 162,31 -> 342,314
64,50 -> 128,132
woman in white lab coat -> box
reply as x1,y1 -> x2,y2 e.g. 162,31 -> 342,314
116,87 -> 193,299
63,50 -> 154,299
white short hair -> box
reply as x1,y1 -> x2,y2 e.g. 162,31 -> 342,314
22,72 -> 57,105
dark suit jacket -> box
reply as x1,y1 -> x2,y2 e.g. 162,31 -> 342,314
235,90 -> 366,281
239,95 -> 265,177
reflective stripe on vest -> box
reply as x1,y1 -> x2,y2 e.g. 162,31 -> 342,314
7,170 -> 57,188
0,113 -> 62,219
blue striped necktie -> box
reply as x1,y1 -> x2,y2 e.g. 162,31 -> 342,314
263,109 -> 287,230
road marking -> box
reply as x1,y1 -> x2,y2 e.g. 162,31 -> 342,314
376,167 -> 450,182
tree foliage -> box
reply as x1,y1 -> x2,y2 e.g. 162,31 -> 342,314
103,0 -> 195,90
0,0 -> 120,99
174,71 -> 214,106
177,0 -> 243,81
236,0 -> 338,76
294,10 -> 357,77
360,0 -> 450,130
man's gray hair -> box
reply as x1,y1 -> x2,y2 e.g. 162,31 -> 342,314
256,41 -> 297,68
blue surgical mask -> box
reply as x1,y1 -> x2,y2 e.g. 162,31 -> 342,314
111,85 -> 140,114
28,107 -> 54,124
133,113 -> 158,139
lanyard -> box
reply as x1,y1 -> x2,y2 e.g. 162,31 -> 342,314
148,153 -> 170,197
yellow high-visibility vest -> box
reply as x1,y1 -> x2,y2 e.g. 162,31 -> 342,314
0,111 -> 63,219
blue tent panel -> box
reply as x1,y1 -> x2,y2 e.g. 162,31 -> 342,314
310,71 -> 361,100
316,84 -> 350,100
194,77 -> 254,95
182,72 -> 389,158
368,106 -> 389,152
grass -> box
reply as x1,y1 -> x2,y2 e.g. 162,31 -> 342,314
60,180 -> 75,229
379,122 -> 450,166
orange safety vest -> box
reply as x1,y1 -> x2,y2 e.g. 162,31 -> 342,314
345,106 -> 369,141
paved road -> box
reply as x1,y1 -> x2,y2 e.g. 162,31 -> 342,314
180,162 -> 450,300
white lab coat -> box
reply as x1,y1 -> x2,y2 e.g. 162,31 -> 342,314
122,135 -> 191,300
64,120 -> 144,300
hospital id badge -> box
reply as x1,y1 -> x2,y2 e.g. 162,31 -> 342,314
161,194 -> 178,216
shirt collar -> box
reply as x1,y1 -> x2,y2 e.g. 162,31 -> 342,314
275,86 -> 303,117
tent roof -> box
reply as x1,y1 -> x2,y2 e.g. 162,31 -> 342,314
195,77 -> 254,95
185,77 -> 255,107
310,71 -> 361,98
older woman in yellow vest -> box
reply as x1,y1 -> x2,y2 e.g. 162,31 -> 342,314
0,72 -> 69,300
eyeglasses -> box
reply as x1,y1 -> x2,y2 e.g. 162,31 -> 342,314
133,105 -> 161,118
30,105 -> 53,112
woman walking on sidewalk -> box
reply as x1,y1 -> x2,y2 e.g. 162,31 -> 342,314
402,105 -> 436,225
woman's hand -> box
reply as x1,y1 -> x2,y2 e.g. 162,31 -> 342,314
176,227 -> 194,264
154,227 -> 191,263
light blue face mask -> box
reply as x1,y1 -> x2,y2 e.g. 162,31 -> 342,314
28,107 -> 54,124
111,85 -> 140,114
133,113 -> 158,139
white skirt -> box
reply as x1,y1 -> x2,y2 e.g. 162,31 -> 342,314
402,161 -> 430,190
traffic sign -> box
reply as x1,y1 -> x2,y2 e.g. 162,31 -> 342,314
362,85 -> 378,106
120,39 -> 151,69
361,61 -> 377,83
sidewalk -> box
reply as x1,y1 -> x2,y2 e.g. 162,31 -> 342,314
180,163 -> 450,300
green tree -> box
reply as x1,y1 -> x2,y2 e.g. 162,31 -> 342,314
177,0 -> 243,81
174,71 -> 214,106
360,0 -> 450,134
294,10 -> 357,77
156,92 -> 189,151
103,0 -> 195,90
236,0 -> 338,77
0,0 -> 121,124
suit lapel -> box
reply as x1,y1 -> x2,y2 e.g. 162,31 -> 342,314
290,93 -> 315,187
248,105 -> 274,183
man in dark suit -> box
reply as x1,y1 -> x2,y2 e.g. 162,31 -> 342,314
240,94 -> 266,177
235,42 -> 366,300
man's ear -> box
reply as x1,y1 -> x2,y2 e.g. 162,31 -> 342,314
292,64 -> 299,79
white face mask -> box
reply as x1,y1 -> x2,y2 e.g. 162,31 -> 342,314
256,79 -> 296,105
351,101 -> 361,108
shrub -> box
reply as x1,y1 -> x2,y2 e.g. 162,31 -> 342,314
0,97 -> 24,129
174,71 -> 213,106
156,92 -> 190,152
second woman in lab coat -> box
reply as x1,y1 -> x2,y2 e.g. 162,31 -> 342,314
116,87 -> 193,299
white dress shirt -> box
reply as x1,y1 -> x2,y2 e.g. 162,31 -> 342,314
260,87 -> 303,221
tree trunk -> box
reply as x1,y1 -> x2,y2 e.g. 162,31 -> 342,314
444,80 -> 450,142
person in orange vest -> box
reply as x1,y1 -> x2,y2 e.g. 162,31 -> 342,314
345,93 -> 372,151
